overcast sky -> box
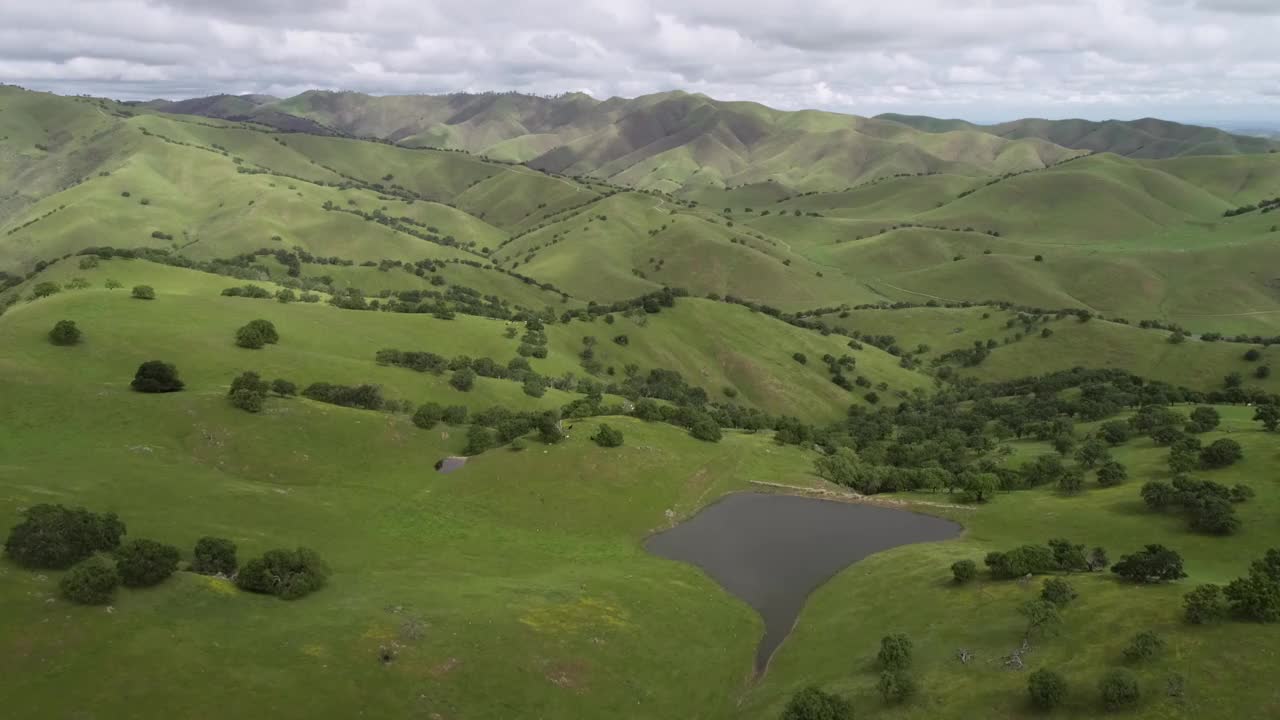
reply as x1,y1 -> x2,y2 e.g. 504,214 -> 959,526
3,0 -> 1280,125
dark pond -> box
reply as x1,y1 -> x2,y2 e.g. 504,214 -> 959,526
435,457 -> 467,473
644,492 -> 961,674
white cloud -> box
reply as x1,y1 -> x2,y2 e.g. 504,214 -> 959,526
0,0 -> 1277,123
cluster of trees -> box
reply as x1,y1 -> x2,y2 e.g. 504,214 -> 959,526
301,382 -> 386,411
235,547 -> 330,600
228,371 -> 297,413
1185,549 -> 1280,624
1141,475 -> 1254,535
976,538 -> 1108,580
4,501 -> 328,604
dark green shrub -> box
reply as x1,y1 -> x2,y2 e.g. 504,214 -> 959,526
59,557 -> 120,605
877,633 -> 912,670
1041,578 -> 1077,607
591,424 -> 624,447
49,320 -> 82,346
951,559 -> 977,584
131,285 -> 155,300
192,537 -> 237,576
115,539 -> 180,588
271,379 -> 297,397
1112,544 -> 1186,584
230,389 -> 264,413
450,368 -> 476,392
689,416 -> 722,442
4,504 -> 125,569
235,547 -> 329,599
1122,631 -> 1165,663
877,668 -> 917,704
1183,583 -> 1226,624
442,405 -> 468,424
1099,668 -> 1140,711
463,425 -> 494,455
1028,668 -> 1067,710
131,360 -> 184,393
412,402 -> 444,429
780,686 -> 852,720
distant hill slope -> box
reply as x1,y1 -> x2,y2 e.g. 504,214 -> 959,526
140,89 -> 1087,191
6,85 -> 1280,337
878,112 -> 1279,159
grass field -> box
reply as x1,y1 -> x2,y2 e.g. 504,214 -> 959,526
5,84 -> 1280,720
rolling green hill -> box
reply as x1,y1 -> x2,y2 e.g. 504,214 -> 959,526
6,83 -> 1280,720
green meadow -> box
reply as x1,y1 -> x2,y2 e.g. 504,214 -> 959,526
4,84 -> 1280,719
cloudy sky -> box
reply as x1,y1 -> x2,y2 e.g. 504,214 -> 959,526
3,0 -> 1279,125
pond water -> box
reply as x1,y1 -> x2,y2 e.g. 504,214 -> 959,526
644,492 -> 961,674
435,457 -> 467,473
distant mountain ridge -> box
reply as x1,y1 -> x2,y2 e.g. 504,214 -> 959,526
876,113 -> 1277,159
140,90 -> 1277,192
140,90 -> 1090,191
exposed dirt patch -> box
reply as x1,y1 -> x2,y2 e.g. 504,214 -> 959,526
542,659 -> 589,692
429,657 -> 460,677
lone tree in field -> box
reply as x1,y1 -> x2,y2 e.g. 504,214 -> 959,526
59,557 -> 120,605
1122,631 -> 1165,663
1041,578 -> 1077,607
235,319 -> 279,349
591,423 -> 624,448
1099,668 -> 1140,711
131,360 -> 184,393
1028,668 -> 1067,711
49,320 -> 82,346
1020,599 -> 1063,638
877,633 -> 913,670
131,284 -> 156,300
115,538 -> 180,587
780,686 -> 852,720
951,559 -> 977,584
192,536 -> 238,576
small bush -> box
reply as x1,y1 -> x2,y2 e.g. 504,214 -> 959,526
49,320 -> 82,346
689,417 -> 722,442
951,559 -> 977,584
235,547 -> 329,600
235,319 -> 279,349
878,633 -> 912,670
131,285 -> 156,300
59,557 -> 120,605
463,424 -> 494,455
230,388 -> 265,413
1041,578 -> 1078,607
450,368 -> 476,392
131,360 -> 184,393
412,402 -> 444,429
591,423 -> 624,447
442,405 -> 468,425
192,537 -> 237,576
877,668 -> 917,704
1099,668 -> 1140,711
1122,631 -> 1165,663
780,686 -> 852,720
115,538 -> 180,588
1183,583 -> 1226,624
271,379 -> 297,397
1028,668 -> 1067,711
